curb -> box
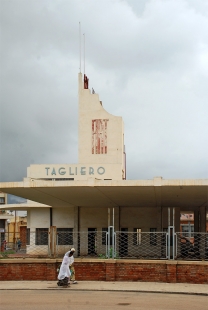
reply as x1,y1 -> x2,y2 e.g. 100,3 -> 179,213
0,288 -> 207,296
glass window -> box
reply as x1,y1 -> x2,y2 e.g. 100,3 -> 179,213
35,228 -> 49,245
102,228 -> 108,245
150,228 -> 157,246
26,228 -> 30,245
57,228 -> 73,245
0,197 -> 5,204
181,224 -> 194,237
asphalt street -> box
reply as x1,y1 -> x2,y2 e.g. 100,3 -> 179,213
1,290 -> 208,310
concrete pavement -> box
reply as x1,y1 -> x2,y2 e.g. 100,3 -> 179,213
0,281 -> 207,295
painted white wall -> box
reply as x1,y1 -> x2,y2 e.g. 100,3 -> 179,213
0,192 -> 7,204
27,163 -> 122,180
52,207 -> 74,227
27,206 -> 160,232
29,208 -> 50,230
120,207 -> 158,231
79,207 -> 109,230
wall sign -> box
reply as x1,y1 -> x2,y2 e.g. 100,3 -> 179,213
45,166 -> 106,176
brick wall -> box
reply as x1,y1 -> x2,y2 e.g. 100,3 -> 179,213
0,259 -> 207,284
0,260 -> 57,281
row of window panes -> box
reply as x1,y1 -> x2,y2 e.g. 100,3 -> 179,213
0,198 -> 5,204
181,224 -> 194,237
26,228 -> 159,246
25,228 -> 163,246
16,227 -> 208,248
27,227 -> 199,246
26,228 -> 74,245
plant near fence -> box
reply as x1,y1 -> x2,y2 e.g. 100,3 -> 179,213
98,247 -> 119,259
0,250 -> 15,258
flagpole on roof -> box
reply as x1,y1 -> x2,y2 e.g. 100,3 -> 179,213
79,22 -> 81,73
83,33 -> 85,75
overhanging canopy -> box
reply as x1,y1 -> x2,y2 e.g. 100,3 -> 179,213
0,178 -> 207,210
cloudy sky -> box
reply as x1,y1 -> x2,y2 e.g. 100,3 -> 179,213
1,0 -> 208,186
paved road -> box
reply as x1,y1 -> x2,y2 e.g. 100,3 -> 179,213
1,290 -> 207,310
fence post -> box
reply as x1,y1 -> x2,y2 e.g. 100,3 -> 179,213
107,226 -> 115,259
167,207 -> 176,260
49,226 -> 57,258
173,207 -> 175,259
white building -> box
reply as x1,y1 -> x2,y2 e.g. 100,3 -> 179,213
0,72 -> 208,258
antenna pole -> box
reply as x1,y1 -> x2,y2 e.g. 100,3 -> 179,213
83,33 -> 85,74
79,22 -> 81,73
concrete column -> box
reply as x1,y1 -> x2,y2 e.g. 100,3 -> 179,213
49,226 -> 57,258
114,206 -> 120,231
74,206 -> 79,257
174,207 -> 180,233
153,179 -> 162,231
207,188 -> 208,232
199,206 -> 206,232
162,207 -> 168,230
194,209 -> 199,232
199,205 -> 206,259
157,206 -> 162,231
74,206 -> 79,231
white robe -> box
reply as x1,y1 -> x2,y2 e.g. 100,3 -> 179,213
58,251 -> 72,280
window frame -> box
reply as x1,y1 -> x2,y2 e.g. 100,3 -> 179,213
35,228 -> 49,245
57,228 -> 73,245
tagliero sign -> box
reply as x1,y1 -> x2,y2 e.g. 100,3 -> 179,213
45,166 -> 106,176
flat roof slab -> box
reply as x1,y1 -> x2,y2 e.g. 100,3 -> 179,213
0,179 -> 207,210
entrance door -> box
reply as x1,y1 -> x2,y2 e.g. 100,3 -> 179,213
88,228 -> 97,255
119,228 -> 128,257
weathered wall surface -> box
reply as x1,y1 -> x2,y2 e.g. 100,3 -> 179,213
0,259 -> 207,284
78,73 -> 125,180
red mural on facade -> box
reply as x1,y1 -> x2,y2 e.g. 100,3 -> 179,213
92,119 -> 108,154
84,74 -> 89,89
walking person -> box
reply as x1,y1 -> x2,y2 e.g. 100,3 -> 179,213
3,240 -> 7,251
57,250 -> 73,287
69,248 -> 78,284
17,239 -> 21,252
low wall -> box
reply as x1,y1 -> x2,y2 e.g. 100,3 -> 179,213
0,259 -> 208,284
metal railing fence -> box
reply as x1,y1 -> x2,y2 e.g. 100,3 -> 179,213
114,231 -> 167,259
0,232 -> 21,253
176,232 -> 208,260
0,231 -> 49,257
56,230 -> 167,259
1,230 -> 207,260
57,231 -> 107,258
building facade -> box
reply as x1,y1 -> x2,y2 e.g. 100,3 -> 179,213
0,73 -> 208,259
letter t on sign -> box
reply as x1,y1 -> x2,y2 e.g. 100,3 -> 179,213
45,167 -> 50,176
